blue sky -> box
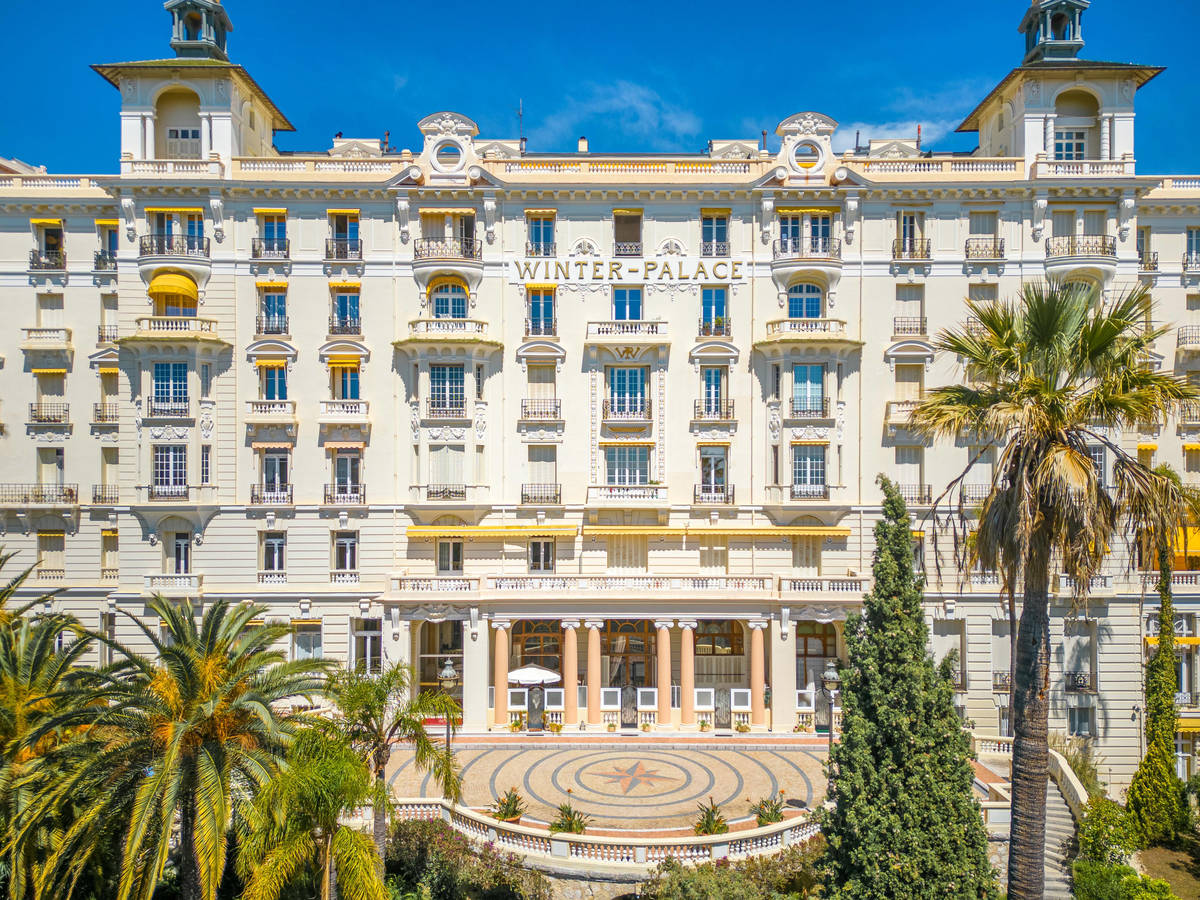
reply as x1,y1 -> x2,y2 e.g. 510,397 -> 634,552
2,0 -> 1198,173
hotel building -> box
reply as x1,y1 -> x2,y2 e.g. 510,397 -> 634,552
2,0 -> 1198,788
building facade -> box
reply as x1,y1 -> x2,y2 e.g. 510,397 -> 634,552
2,0 -> 1198,788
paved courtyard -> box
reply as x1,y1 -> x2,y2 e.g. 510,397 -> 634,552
388,742 -> 828,829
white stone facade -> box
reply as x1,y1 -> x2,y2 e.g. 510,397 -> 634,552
0,0 -> 1196,789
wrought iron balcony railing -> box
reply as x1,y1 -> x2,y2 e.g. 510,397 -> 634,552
525,241 -> 556,257
29,403 -> 69,424
520,399 -> 561,420
1064,670 -> 1096,693
29,249 -> 66,269
251,237 -> 290,259
146,400 -> 190,418
92,484 -> 119,505
521,483 -> 561,505
414,237 -> 481,260
525,317 -> 557,336
1045,235 -> 1117,259
92,402 -> 119,423
614,241 -> 642,257
698,317 -> 731,337
0,484 -> 78,504
426,484 -> 466,501
138,233 -> 210,258
694,399 -> 735,420
992,670 -> 1012,691
789,397 -> 829,418
893,316 -> 928,335
93,250 -> 117,271
964,237 -> 1005,260
694,484 -> 734,504
602,398 -> 651,420
148,483 -> 189,501
1139,250 -> 1159,271
328,315 -> 361,335
325,238 -> 362,260
897,484 -> 933,505
426,399 -> 467,419
790,483 -> 830,500
256,315 -> 289,335
892,238 -> 932,260
700,240 -> 730,257
251,484 -> 294,505
773,237 -> 842,260
324,483 -> 365,505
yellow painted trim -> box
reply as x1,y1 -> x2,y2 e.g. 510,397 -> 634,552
254,359 -> 287,369
696,441 -> 730,446
597,440 -> 655,446
37,530 -> 65,537
94,218 -> 119,227
143,207 -> 203,214
406,525 -> 578,539
251,441 -> 293,449
291,618 -> 322,626
1147,636 -> 1200,646
147,272 -> 198,302
253,208 -> 288,215
246,619 -> 264,627
700,208 -> 731,216
101,528 -> 118,537
324,440 -> 366,450
420,207 -> 475,215
612,208 -> 642,215
778,207 -> 837,215
30,218 -> 62,226
525,284 -> 557,292
790,440 -> 830,446
911,530 -> 926,539
1179,717 -> 1200,732
256,280 -> 288,289
582,525 -> 852,538
585,526 -> 689,536
328,281 -> 361,290
1186,444 -> 1200,452
32,368 -> 67,375
524,209 -> 557,216
326,208 -> 359,216
97,366 -> 119,375
1137,443 -> 1158,450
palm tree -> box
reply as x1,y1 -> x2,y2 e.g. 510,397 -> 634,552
328,662 -> 462,863
22,596 -> 332,900
911,280 -> 1194,899
236,727 -> 388,900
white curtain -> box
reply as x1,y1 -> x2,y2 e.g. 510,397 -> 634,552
430,444 -> 464,484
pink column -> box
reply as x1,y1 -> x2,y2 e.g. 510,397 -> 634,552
656,620 -> 673,727
562,620 -> 579,726
586,620 -> 603,726
493,621 -> 509,730
679,621 -> 696,727
750,621 -> 767,727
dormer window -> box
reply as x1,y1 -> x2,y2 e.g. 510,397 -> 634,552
1054,130 -> 1086,161
614,211 -> 642,256
167,128 -> 201,160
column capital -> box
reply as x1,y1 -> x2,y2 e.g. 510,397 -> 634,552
653,619 -> 675,631
747,619 -> 770,631
561,619 -> 581,631
677,619 -> 698,631
583,619 -> 605,631
491,618 -> 511,631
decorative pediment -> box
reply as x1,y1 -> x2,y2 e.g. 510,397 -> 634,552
776,111 -> 838,137
246,338 -> 297,362
515,340 -> 566,372
88,347 -> 119,370
329,138 -> 383,159
318,339 -> 370,363
709,140 -> 757,159
884,339 -> 936,370
418,111 -> 480,138
688,340 -> 740,366
869,139 -> 921,159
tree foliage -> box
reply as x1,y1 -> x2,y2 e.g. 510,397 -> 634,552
818,476 -> 999,898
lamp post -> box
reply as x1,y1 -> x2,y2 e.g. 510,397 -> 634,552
438,657 -> 460,752
821,658 -> 841,757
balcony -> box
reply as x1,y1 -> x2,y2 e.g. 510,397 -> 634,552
318,399 -> 369,425
697,317 -> 731,338
251,238 -> 290,259
757,318 -> 860,351
525,317 -> 557,338
1139,251 -> 1159,272
769,237 -> 842,291
138,233 -> 210,259
885,400 -> 920,430
897,483 -> 932,506
490,574 -> 776,599
425,399 -> 468,420
325,238 -> 362,261
93,250 -> 117,272
993,670 -> 1012,692
1185,252 -> 1200,274
145,400 -> 191,419
602,398 -> 651,421
1179,329 -> 1200,355
415,237 -> 482,261
328,315 -> 361,336
92,402 -> 119,424
426,484 -> 466,501
693,399 -> 735,421
1056,573 -> 1114,596
331,570 -> 360,585
324,483 -> 365,505
29,249 -> 65,270
773,237 -> 842,262
1064,671 -> 1096,693
892,316 -> 927,336
399,317 -> 500,348
256,315 -> 289,336
0,484 -> 78,506
962,483 -> 992,504
20,327 -> 72,351
1176,692 -> 1195,708
526,241 -> 556,257
143,573 -> 203,596
788,398 -> 830,420
694,484 -> 734,505
123,316 -> 227,346
701,240 -> 730,257
586,484 -> 668,505
250,484 -> 294,505
1044,234 -> 1118,284
521,483 -> 561,505
258,570 -> 287,586
97,324 -> 119,343
520,399 -> 562,421
790,483 -> 830,500
148,484 -> 189,501
780,576 -> 870,597
614,241 -> 642,257
964,237 -> 1005,261
245,399 -> 297,425
1181,401 -> 1200,427
892,239 -> 932,261
91,484 -> 119,505
585,320 -> 667,344
28,403 -> 70,425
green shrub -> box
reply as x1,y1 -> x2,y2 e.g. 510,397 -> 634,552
548,801 -> 590,834
1072,859 -> 1180,900
692,797 -> 729,835
1077,796 -> 1144,865
490,787 -> 526,821
640,837 -> 824,899
748,791 -> 786,827
1050,731 -> 1106,799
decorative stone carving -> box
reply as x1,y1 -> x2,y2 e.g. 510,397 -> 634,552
410,401 -> 420,440
570,238 -> 600,257
121,198 -> 136,241
656,238 -> 685,256
760,196 -> 774,245
474,402 -> 487,441
149,425 -> 188,440
396,198 -> 412,243
483,197 -> 497,244
768,407 -> 781,441
209,197 -> 225,242
428,427 -> 465,441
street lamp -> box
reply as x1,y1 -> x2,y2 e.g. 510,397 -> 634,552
438,657 -> 459,752
821,658 -> 841,756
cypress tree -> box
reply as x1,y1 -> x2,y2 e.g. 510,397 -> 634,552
1126,466 -> 1184,844
819,476 -> 1000,898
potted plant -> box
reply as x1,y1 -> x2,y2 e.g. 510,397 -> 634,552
509,714 -> 525,733
698,720 -> 711,732
547,721 -> 563,734
748,790 -> 785,827
490,787 -> 527,824
640,721 -> 652,733
693,797 -> 729,836
735,722 -> 751,733
549,794 -> 591,835
606,722 -> 617,733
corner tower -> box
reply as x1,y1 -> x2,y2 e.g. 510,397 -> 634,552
166,0 -> 232,61
1020,0 -> 1088,64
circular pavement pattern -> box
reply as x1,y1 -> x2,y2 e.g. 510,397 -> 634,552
388,745 -> 827,828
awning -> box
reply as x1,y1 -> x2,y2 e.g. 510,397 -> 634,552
776,207 -> 838,215
582,525 -> 851,538
329,281 -> 361,290
326,355 -> 361,366
253,208 -> 287,215
700,207 -> 731,216
523,208 -> 557,216
421,207 -> 475,215
406,524 -> 578,539
324,441 -> 366,450
911,530 -> 926,539
37,529 -> 65,536
98,366 -> 119,374
94,218 -> 119,227
291,618 -> 321,626
256,280 -> 288,289
30,218 -> 62,226
1184,444 -> 1200,452
1137,443 -> 1158,451
251,441 -> 294,449
791,439 -> 830,445
32,367 -> 67,375
326,208 -> 359,215
524,284 -> 557,291
1146,636 -> 1200,646
1178,717 -> 1200,734
144,206 -> 203,214
254,359 -> 287,368
147,272 -> 198,302
100,528 -> 118,537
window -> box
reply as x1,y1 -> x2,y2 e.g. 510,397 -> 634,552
333,531 -> 358,572
263,451 -> 290,492
894,364 -> 925,402
614,213 -> 642,254
699,446 -> 727,490
1083,210 -> 1106,236
607,367 -> 647,416
152,362 -> 188,416
527,289 -> 555,335
606,537 -> 648,572
612,287 -> 642,321
898,212 -> 922,249
792,536 -> 821,575
170,531 -> 191,574
262,532 -> 286,572
931,620 -> 965,686
200,445 -> 211,484
792,364 -> 824,416
331,292 -> 360,332
701,215 -> 728,256
771,364 -> 781,400
475,364 -> 484,401
262,364 -> 287,400
512,620 -> 561,671
527,216 -> 555,254
332,364 -> 360,400
152,445 -> 187,498
779,214 -> 802,249
166,127 -> 201,159
36,531 -> 65,580
331,213 -> 359,243
792,445 -> 826,496
352,618 -> 382,674
1088,445 -> 1106,487
1188,228 -> 1200,261
699,366 -> 726,419
37,446 -> 64,486
969,211 -> 998,238
1187,447 -> 1200,478
259,213 -> 287,255
98,611 -> 117,665
437,539 -> 463,574
431,281 -> 468,319
429,364 -> 465,413
429,444 -> 464,491
810,214 -> 832,251
895,445 -> 924,491
787,283 -> 822,319
605,445 -> 649,485
333,452 -> 361,490
98,224 -> 119,262
1054,130 -> 1086,161
895,285 -> 925,334
36,293 -> 63,328
260,290 -> 287,333
695,621 -> 742,656
968,283 -> 998,305
529,540 -> 555,572
1065,620 -> 1095,690
700,287 -> 727,334
528,444 -> 557,488
1068,706 -> 1093,737
101,529 -> 119,580
294,623 -> 322,661
698,536 -> 728,572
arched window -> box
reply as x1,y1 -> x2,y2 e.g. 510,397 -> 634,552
512,620 -> 562,672
795,622 -> 837,692
787,283 -> 823,320
695,620 -> 744,656
431,281 -> 468,319
602,619 -> 656,685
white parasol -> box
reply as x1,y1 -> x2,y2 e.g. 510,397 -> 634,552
507,664 -> 562,686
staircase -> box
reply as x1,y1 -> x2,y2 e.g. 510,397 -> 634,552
1043,779 -> 1076,899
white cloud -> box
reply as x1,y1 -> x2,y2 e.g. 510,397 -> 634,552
829,79 -> 992,152
831,118 -> 961,153
392,74 -> 409,93
527,81 -> 702,152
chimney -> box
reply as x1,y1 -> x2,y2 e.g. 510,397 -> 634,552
520,136 -> 527,155
761,130 -> 767,151
578,136 -> 589,153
